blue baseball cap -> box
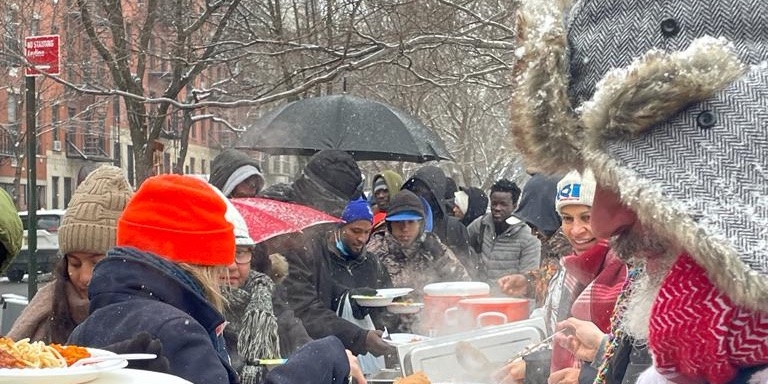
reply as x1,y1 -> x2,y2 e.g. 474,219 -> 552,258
385,210 -> 424,222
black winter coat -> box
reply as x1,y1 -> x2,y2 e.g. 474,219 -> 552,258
283,231 -> 390,355
403,167 -> 473,271
69,247 -> 238,384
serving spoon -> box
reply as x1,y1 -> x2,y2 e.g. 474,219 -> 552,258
455,330 -> 565,374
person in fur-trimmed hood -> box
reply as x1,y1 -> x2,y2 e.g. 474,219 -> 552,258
509,0 -> 768,383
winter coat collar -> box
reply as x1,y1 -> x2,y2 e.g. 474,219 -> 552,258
324,231 -> 371,267
480,212 -> 527,238
89,247 -> 225,333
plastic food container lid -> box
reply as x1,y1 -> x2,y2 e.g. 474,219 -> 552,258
423,281 -> 490,297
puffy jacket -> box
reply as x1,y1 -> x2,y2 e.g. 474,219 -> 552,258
467,214 -> 541,290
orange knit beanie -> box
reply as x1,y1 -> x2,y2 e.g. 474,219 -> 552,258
117,174 -> 235,266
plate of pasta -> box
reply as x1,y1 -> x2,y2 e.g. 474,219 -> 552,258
0,337 -> 128,384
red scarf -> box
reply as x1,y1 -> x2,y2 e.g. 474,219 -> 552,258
649,253 -> 768,384
551,241 -> 627,371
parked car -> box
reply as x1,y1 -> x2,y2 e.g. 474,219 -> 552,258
6,209 -> 66,283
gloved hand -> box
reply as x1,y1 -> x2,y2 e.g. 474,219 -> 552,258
349,287 -> 377,320
365,330 -> 395,357
102,332 -> 171,373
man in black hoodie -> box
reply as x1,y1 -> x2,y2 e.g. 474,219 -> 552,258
402,166 -> 475,277
260,150 -> 363,217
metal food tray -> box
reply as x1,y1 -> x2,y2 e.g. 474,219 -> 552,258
396,317 -> 546,383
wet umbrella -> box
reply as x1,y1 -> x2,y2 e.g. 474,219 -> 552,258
230,197 -> 342,243
236,94 -> 452,163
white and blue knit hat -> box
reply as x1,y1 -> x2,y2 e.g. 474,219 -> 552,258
555,168 -> 596,214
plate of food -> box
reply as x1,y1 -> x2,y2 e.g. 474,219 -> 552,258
383,333 -> 430,346
375,288 -> 413,298
352,288 -> 414,307
0,337 -> 128,384
387,302 -> 425,314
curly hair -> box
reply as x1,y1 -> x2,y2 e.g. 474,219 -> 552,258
490,179 -> 522,204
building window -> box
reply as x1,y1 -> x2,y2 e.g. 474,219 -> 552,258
201,159 -> 206,175
189,157 -> 195,174
112,97 -> 120,127
51,177 -> 59,209
63,177 -> 73,208
7,93 -> 18,123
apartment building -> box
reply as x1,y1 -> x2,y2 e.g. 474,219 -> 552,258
1,0 -> 301,210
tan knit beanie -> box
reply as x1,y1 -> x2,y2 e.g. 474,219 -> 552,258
59,165 -> 133,256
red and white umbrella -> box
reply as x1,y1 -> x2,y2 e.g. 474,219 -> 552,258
230,197 -> 342,244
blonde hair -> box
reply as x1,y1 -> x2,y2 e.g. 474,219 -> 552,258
179,263 -> 227,312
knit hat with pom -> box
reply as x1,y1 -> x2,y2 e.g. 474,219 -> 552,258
59,165 -> 133,256
117,174 -> 234,266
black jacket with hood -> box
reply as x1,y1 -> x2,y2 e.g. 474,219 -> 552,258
402,166 -> 473,274
283,230 -> 390,355
209,149 -> 264,195
460,187 -> 489,227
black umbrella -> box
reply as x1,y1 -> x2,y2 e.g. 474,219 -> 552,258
236,94 -> 452,163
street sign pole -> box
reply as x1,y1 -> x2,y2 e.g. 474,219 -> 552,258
25,76 -> 37,299
24,34 -> 59,299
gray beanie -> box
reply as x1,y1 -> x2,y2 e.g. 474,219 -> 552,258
58,165 -> 133,256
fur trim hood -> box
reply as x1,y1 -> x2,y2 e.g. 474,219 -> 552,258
510,0 -> 768,311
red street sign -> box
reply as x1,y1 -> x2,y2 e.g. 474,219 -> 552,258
25,35 -> 60,77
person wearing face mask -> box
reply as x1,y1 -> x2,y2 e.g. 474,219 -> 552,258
9,165 -> 133,343
368,190 -> 470,303
282,198 -> 394,360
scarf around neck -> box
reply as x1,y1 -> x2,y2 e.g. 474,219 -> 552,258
649,253 -> 768,384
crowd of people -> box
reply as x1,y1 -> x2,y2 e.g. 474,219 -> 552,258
1,0 -> 766,383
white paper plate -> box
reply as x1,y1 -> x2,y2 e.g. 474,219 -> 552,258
386,302 -> 424,314
350,295 -> 394,307
383,333 -> 431,346
376,288 -> 413,298
352,288 -> 414,307
0,348 -> 128,384
89,368 -> 192,383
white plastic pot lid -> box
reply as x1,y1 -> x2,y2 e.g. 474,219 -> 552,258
423,281 -> 490,296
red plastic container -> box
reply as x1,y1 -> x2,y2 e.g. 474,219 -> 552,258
455,297 -> 530,327
421,282 -> 490,335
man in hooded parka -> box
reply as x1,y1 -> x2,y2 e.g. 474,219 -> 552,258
401,166 -> 474,276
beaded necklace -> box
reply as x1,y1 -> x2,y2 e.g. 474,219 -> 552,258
594,265 -> 643,384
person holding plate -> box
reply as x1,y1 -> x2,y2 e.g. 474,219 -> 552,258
283,198 -> 394,361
